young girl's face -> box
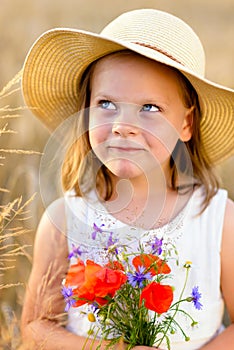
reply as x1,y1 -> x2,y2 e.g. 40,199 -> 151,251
89,52 -> 193,180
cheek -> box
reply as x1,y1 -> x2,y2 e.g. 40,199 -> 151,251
145,124 -> 180,155
89,126 -> 110,159
89,110 -> 112,148
89,124 -> 107,146
89,129 -> 99,149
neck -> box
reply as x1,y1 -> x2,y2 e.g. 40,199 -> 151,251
101,164 -> 193,229
105,167 -> 172,227
111,162 -> 171,200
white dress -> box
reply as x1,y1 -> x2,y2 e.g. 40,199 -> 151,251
64,186 -> 227,350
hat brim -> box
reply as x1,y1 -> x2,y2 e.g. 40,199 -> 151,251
22,28 -> 234,164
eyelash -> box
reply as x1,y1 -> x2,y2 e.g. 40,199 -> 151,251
98,100 -> 116,110
141,104 -> 160,112
97,100 -> 161,113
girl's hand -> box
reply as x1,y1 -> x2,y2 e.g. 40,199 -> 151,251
131,347 -> 157,349
115,343 -> 157,349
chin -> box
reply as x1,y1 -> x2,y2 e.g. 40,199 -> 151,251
107,160 -> 144,179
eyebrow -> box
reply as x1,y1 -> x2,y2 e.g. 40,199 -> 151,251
90,92 -> 170,108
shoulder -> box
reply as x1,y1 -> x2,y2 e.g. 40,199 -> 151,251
193,186 -> 227,207
21,198 -> 69,327
221,198 -> 234,321
222,197 -> 234,248
36,197 -> 66,244
40,197 -> 66,232
33,197 -> 68,271
192,187 -> 227,221
223,196 -> 234,223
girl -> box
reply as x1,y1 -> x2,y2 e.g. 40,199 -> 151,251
21,9 -> 234,350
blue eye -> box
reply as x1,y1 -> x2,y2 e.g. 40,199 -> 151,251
99,100 -> 116,110
141,104 -> 160,112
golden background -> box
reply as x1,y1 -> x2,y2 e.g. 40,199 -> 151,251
0,0 -> 233,345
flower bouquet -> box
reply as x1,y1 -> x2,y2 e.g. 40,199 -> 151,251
62,224 -> 202,349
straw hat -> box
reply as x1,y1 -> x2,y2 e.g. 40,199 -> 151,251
22,8 -> 234,165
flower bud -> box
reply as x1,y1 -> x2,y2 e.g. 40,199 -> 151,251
186,297 -> 193,302
105,318 -> 111,325
184,261 -> 192,269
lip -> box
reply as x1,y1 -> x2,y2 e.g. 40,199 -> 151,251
107,140 -> 145,150
107,146 -> 145,153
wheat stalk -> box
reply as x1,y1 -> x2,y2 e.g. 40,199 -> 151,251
0,70 -> 39,348
0,149 -> 42,155
0,69 -> 22,98
0,282 -> 23,290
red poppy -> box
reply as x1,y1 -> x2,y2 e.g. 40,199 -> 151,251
140,282 -> 173,314
94,267 -> 127,297
73,284 -> 108,307
83,260 -> 103,290
105,260 -> 125,271
132,254 -> 171,275
66,259 -> 127,307
65,258 -> 85,287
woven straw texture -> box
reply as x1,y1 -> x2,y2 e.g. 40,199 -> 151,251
22,9 -> 234,165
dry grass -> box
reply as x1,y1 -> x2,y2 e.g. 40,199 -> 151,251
0,1 -> 233,348
0,73 -> 42,350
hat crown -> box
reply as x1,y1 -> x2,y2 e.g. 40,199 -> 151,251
101,9 -> 205,76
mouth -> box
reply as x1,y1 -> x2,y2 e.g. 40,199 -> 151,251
107,140 -> 145,152
107,146 -> 145,153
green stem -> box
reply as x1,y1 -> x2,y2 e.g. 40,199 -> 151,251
90,327 -> 101,349
169,318 -> 189,340
156,267 -> 190,348
81,329 -> 91,350
170,308 -> 197,325
169,298 -> 190,308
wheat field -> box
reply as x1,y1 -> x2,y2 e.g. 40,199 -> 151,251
0,0 -> 233,348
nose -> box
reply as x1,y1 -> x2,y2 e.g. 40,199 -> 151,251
112,122 -> 139,136
112,106 -> 139,137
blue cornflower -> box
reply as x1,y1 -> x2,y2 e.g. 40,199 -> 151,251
151,237 -> 163,255
107,232 -> 117,247
127,266 -> 152,288
191,286 -> 203,310
61,286 -> 76,312
106,232 -> 118,254
68,243 -> 83,260
91,223 -> 105,240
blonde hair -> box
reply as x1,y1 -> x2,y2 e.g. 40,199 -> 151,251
61,51 -> 220,211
